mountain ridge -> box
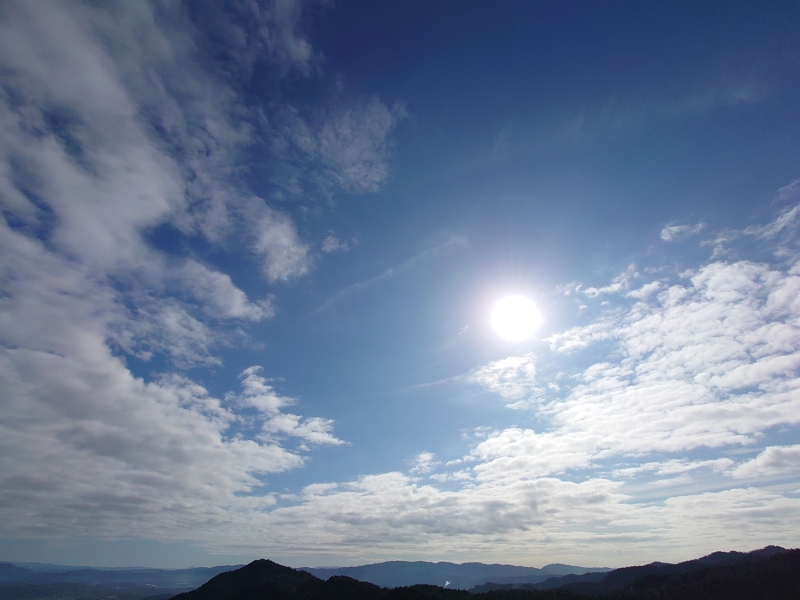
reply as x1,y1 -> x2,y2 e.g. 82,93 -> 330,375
301,560 -> 610,589
3,546 -> 799,600
170,547 -> 799,600
471,546 -> 797,595
0,563 -> 240,586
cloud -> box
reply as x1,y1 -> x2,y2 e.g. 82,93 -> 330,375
743,203 -> 800,239
321,235 -> 349,253
776,178 -> 800,201
234,196 -> 800,562
546,317 -> 617,353
241,470 -> 800,564
269,97 -> 406,200
410,452 -> 438,475
471,353 -> 540,409
180,260 -> 274,320
0,337 -> 305,540
0,0 -> 350,546
191,0 -> 317,74
582,264 -> 638,297
262,415 -> 345,446
733,445 -> 800,479
660,221 -> 706,242
257,472 -> 629,555
246,200 -> 311,281
237,367 -> 346,446
312,235 -> 468,314
238,366 -> 297,415
535,257 -> 800,470
1,1 -> 797,564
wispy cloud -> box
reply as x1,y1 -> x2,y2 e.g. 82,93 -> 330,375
471,353 -> 540,409
321,234 -> 350,253
660,221 -> 706,242
311,235 -> 468,314
269,97 -> 406,201
743,203 -> 800,239
582,263 -> 639,297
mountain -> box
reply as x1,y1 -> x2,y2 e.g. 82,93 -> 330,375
301,561 -> 610,589
0,563 -> 239,586
0,563 -> 241,600
0,565 -> 30,583
169,551 -> 800,600
173,560 -> 584,600
5,546 -> 798,600
472,546 -> 800,599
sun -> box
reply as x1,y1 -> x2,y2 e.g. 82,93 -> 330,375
491,295 -> 542,341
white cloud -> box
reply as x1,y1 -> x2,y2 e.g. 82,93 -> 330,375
180,260 -> 274,321
613,458 -> 735,480
733,444 -> 800,479
0,0 -> 348,547
744,204 -> 800,239
0,336 -> 304,540
659,222 -> 706,242
471,353 -> 540,409
0,0 -> 308,362
546,317 -> 617,353
322,235 -> 349,253
410,452 -> 438,475
627,280 -> 663,299
262,414 -> 346,446
235,367 -> 345,446
238,366 -> 297,415
535,258 -> 800,473
241,470 -> 800,565
582,263 -> 638,297
247,200 -> 311,281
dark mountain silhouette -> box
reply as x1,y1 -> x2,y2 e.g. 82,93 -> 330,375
597,549 -> 800,599
301,561 -> 609,589
558,545 -> 794,597
4,546 -> 798,600
173,560 -> 584,600
171,560 -> 317,600
472,546 -> 800,599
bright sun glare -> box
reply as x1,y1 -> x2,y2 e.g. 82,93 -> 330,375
491,295 -> 542,341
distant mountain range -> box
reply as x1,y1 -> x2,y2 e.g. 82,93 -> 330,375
301,561 -> 610,589
472,545 -> 795,595
0,563 -> 241,600
3,546 -> 799,600
0,563 -> 240,586
170,546 -> 798,600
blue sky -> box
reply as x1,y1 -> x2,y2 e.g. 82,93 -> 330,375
1,0 -> 800,569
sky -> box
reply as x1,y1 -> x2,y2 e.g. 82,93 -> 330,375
1,0 -> 800,570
